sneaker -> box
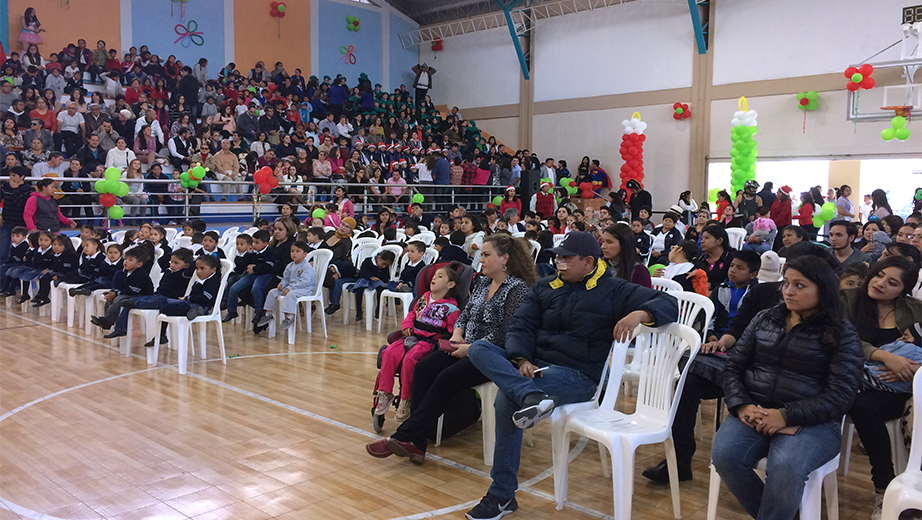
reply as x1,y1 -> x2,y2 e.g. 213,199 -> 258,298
221,312 -> 238,323
373,391 -> 394,416
365,439 -> 393,458
642,459 -> 693,483
145,335 -> 169,347
395,400 -> 411,422
253,323 -> 268,335
91,316 -> 112,330
386,438 -> 426,465
872,492 -> 883,520
32,298 -> 50,307
16,295 -> 29,304
278,317 -> 295,330
256,313 -> 274,327
324,303 -> 340,315
512,392 -> 557,430
186,306 -> 205,320
104,330 -> 127,339
251,311 -> 265,326
466,493 -> 518,520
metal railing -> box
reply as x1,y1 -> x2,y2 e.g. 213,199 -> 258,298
3,177 -> 509,227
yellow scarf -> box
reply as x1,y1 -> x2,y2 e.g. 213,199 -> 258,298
550,258 -> 607,290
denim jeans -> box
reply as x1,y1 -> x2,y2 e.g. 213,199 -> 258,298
467,340 -> 597,501
114,294 -> 169,332
328,277 -> 356,306
742,242 -> 771,254
711,415 -> 840,520
225,274 -> 255,315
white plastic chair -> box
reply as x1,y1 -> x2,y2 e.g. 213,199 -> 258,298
726,228 -> 746,250
651,278 -> 683,292
434,382 -> 499,465
840,417 -> 907,476
356,244 -> 403,330
423,247 -> 439,265
341,243 -> 384,325
221,226 -> 241,239
377,253 -> 415,333
267,249 -> 333,342
706,422 -> 844,520
552,323 -> 700,520
122,273 -> 198,363
164,228 -> 179,244
70,236 -> 82,250
152,259 -> 233,374
111,230 -> 127,244
553,234 -> 566,247
881,369 -> 922,520
528,239 -> 541,263
351,237 -> 381,255
172,236 -> 193,250
415,232 -> 436,247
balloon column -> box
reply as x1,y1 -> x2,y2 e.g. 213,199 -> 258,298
881,116 -> 912,142
578,182 -> 595,199
94,167 -> 130,220
729,97 -> 758,196
813,202 -> 837,228
253,166 -> 278,194
619,112 -> 646,190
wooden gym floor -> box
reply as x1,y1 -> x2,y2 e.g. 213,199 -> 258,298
0,304 -> 882,519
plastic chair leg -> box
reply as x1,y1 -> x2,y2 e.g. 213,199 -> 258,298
434,415 -> 443,447
599,441 -> 611,478
823,469 -> 839,520
553,430 -> 571,510
664,437 -> 682,518
612,440 -> 634,520
479,384 -> 497,466
841,423 -> 854,476
198,322 -> 207,359
66,294 -> 75,327
216,322 -> 227,364
706,464 -> 720,520
176,322 -> 189,374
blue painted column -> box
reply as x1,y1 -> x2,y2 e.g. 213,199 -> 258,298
0,0 -> 9,54
493,0 -> 529,80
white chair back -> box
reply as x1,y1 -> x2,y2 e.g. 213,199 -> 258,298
528,239 -> 541,263
423,247 -> 439,265
221,226 -> 241,239
396,231 -> 407,243
726,228 -> 746,250
376,244 -> 405,281
306,249 -> 333,297
670,291 -> 715,337
553,234 -> 566,247
149,249 -> 165,287
221,236 -> 238,261
111,230 -> 127,244
324,226 -> 336,234
165,228 -> 179,243
70,236 -> 82,250
352,237 -> 380,251
173,236 -> 193,249
242,227 -> 258,235
352,243 -> 380,269
613,323 -> 700,425
908,370 -> 922,470
651,278 -> 683,292
415,231 -> 436,247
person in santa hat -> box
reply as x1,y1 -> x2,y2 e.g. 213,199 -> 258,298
529,181 -> 557,221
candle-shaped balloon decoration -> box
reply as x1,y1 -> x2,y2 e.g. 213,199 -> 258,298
619,112 -> 647,190
729,97 -> 758,196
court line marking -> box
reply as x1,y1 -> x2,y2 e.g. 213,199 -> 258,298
0,310 -> 614,520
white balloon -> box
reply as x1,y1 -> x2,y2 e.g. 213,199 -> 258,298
731,118 -> 742,126
621,120 -> 631,127
623,128 -> 633,135
631,118 -> 640,125
748,110 -> 758,118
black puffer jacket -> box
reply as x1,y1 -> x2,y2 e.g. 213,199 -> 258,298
505,260 -> 679,384
723,304 -> 863,426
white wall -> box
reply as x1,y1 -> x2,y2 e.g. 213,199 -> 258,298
426,28 -> 521,109
533,103 -> 692,211
477,117 -> 521,151
713,0 -> 910,85
708,90 -> 922,159
533,2 -> 694,102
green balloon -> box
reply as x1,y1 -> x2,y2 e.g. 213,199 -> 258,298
276,3 -> 284,12
104,167 -> 121,181
806,90 -> 818,100
180,180 -> 190,188
114,182 -> 129,197
492,195 -> 503,206
191,166 -> 207,180
347,24 -> 354,31
915,189 -> 922,201
806,101 -> 818,110
108,206 -> 124,220
881,128 -> 896,141
812,214 -> 824,228
851,73 -> 863,83
648,264 -> 666,276
312,208 -> 327,220
94,179 -> 107,193
354,26 -> 360,31
347,15 -> 355,22
105,179 -> 120,193
821,208 -> 834,220
189,180 -> 199,189
181,172 -> 191,182
675,107 -> 684,115
412,193 -> 424,204
892,116 -> 907,129
895,128 -> 911,141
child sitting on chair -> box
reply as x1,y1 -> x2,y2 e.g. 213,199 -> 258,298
256,241 -> 316,332
32,234 -> 79,307
68,244 -> 123,296
351,249 -> 396,322
372,264 -> 461,423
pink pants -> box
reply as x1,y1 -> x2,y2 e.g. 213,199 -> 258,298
374,338 -> 432,400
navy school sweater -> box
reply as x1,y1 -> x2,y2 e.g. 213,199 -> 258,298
155,265 -> 195,299
188,271 -> 221,310
111,268 -> 154,297
234,251 -> 256,275
49,251 -> 79,273
7,241 -> 29,264
78,252 -> 107,279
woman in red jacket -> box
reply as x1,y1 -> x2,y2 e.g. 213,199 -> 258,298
798,191 -> 818,239
769,185 -> 793,228
499,186 -> 521,217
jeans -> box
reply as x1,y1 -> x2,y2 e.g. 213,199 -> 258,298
328,277 -> 356,306
711,415 -> 841,520
62,130 -> 81,158
742,242 -> 771,254
392,353 -> 490,450
672,373 -> 725,467
225,274 -> 255,315
113,294 -> 169,332
849,389 -> 911,490
467,340 -> 597,500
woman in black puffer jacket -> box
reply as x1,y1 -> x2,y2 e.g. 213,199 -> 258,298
711,256 -> 864,520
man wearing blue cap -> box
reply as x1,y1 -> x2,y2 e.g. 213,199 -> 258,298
462,231 -> 679,520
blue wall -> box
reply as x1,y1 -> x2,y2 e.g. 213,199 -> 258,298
318,0 -> 382,86
132,0 -> 225,75
0,0 -> 8,54
389,14 -> 417,92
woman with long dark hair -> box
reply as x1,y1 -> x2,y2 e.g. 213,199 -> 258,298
601,223 -> 651,287
365,234 -> 537,458
843,256 -> 922,517
798,191 -> 818,239
18,8 -> 44,52
712,256 -> 863,520
697,224 -> 733,289
871,189 -> 893,219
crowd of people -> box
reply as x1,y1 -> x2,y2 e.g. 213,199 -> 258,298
4,11 -> 922,520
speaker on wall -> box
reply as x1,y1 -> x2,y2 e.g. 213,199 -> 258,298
519,169 -> 541,210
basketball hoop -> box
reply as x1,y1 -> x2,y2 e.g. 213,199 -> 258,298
881,105 -> 913,118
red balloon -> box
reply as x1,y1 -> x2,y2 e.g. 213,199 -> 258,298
270,10 -> 278,17
278,11 -> 285,17
799,98 -> 809,106
100,193 -> 116,208
267,176 -> 279,188
628,147 -> 638,155
639,134 -> 646,142
673,113 -> 681,120
628,159 -> 639,168
844,66 -> 858,78
353,20 -> 359,26
858,64 -> 873,77
258,183 -> 272,194
267,83 -> 276,92
860,77 -> 875,90
254,166 -> 273,184
846,81 -> 859,92
271,1 -> 279,7
581,190 -> 594,199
